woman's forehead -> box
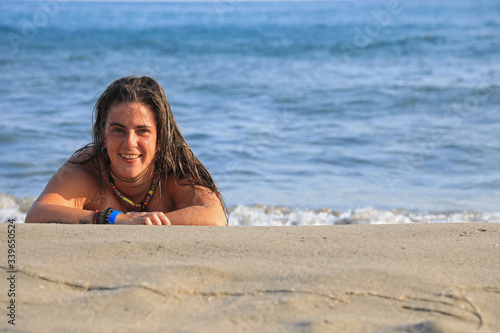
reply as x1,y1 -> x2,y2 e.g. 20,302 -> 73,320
106,102 -> 156,126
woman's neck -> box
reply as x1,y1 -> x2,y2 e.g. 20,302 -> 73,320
109,169 -> 156,203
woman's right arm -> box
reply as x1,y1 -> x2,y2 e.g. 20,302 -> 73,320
25,162 -> 97,224
25,162 -> 171,225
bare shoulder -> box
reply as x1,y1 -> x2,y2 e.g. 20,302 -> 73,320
62,147 -> 102,183
36,148 -> 103,207
55,159 -> 99,188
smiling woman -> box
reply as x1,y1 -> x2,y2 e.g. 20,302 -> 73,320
25,76 -> 227,226
105,103 -> 158,181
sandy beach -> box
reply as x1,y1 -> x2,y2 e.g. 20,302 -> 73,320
1,223 -> 499,332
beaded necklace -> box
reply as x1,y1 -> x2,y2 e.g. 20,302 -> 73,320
109,171 -> 159,212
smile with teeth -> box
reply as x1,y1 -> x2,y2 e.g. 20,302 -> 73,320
120,154 -> 141,160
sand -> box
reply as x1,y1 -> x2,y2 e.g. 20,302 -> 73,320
1,223 -> 499,332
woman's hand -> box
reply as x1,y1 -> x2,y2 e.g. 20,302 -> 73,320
115,212 -> 171,225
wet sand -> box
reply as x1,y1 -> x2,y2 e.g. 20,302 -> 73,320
1,223 -> 499,332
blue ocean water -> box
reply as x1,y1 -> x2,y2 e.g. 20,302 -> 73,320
1,0 -> 499,224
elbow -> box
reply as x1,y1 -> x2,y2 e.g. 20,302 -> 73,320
25,203 -> 43,223
196,204 -> 227,226
200,210 -> 227,226
25,214 -> 36,223
213,217 -> 228,227
213,211 -> 228,226
25,210 -> 38,223
196,215 -> 226,226
209,205 -> 227,226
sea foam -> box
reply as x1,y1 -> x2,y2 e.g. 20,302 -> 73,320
0,194 -> 35,224
228,204 -> 500,226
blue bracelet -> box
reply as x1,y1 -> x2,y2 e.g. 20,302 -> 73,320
108,210 -> 122,224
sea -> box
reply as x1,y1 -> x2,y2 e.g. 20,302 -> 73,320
1,0 -> 499,225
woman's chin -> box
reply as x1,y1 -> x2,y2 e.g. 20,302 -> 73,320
111,166 -> 147,181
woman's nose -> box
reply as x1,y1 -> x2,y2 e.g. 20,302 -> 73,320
123,132 -> 137,148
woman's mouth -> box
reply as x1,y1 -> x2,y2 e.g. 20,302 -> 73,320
120,154 -> 141,161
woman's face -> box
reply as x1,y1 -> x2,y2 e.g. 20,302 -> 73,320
104,102 -> 157,180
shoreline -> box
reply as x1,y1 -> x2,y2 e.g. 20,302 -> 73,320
1,223 -> 499,332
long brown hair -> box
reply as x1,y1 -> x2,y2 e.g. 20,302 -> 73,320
74,76 -> 226,216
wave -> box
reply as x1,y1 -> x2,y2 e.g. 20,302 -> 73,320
0,194 -> 35,224
228,205 -> 500,226
3,194 -> 499,225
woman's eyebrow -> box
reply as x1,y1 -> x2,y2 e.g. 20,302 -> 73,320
108,122 -> 126,128
108,122 -> 152,129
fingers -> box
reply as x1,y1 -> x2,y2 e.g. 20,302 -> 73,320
149,214 -> 162,225
140,212 -> 171,225
160,213 -> 171,225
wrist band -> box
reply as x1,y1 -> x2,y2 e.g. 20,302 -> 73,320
108,210 -> 122,225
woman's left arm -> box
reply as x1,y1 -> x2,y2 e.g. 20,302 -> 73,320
166,180 -> 227,226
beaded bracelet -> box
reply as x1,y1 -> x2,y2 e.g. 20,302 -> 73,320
98,208 -> 107,224
94,208 -> 122,224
